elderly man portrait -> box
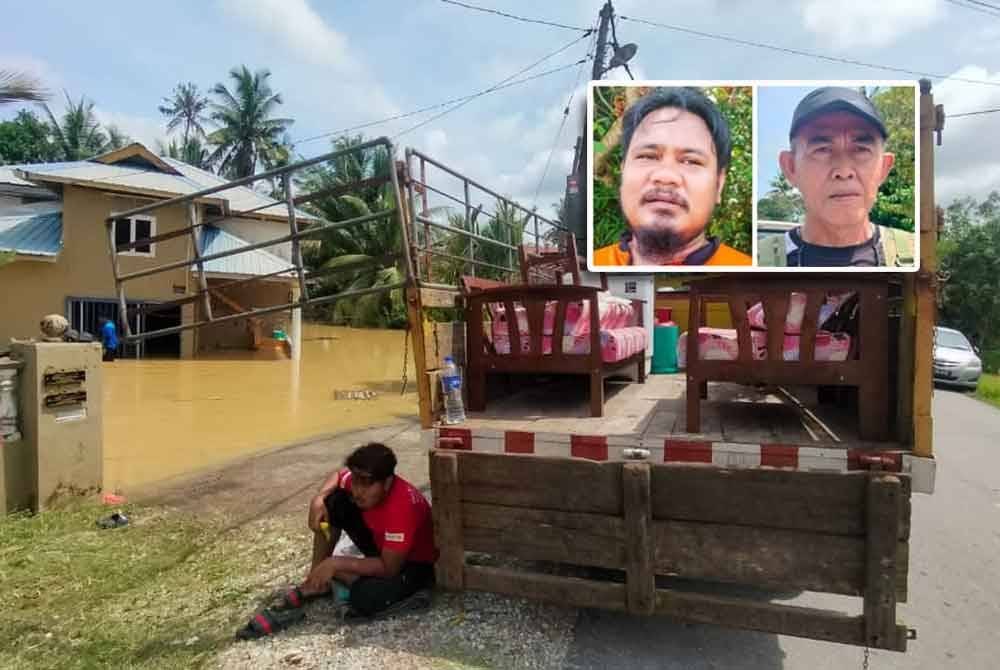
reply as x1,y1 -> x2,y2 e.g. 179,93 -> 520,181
592,87 -> 751,267
758,86 -> 915,267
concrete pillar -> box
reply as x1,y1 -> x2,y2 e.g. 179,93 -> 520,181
6,342 -> 103,512
180,303 -> 196,359
289,283 -> 302,361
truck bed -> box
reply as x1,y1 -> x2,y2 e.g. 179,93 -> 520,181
451,373 -> 908,452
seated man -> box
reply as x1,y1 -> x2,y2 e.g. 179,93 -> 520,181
238,443 -> 436,639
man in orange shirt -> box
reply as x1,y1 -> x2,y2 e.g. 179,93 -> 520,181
593,87 -> 751,267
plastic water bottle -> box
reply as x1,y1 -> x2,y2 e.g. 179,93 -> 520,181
441,356 -> 466,424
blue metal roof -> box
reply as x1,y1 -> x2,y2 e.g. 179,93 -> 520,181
199,225 -> 294,277
0,205 -> 63,257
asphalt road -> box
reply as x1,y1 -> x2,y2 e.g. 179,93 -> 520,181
565,388 -> 1000,670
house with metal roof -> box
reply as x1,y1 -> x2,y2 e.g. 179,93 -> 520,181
0,143 -> 315,358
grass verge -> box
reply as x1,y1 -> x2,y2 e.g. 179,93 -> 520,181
0,499 -> 303,670
976,373 -> 1000,409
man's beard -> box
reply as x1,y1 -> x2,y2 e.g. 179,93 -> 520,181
631,226 -> 700,258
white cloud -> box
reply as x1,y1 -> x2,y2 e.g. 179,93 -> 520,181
93,109 -> 164,149
932,65 -> 1000,203
218,0 -> 398,121
799,0 -> 941,50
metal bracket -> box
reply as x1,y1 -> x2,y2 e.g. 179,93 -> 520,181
907,628 -> 918,640
858,454 -> 897,471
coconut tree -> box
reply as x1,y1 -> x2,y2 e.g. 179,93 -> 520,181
0,70 -> 48,105
158,82 -> 210,148
156,136 -> 211,170
42,93 -> 109,160
206,66 -> 293,179
299,135 -> 406,327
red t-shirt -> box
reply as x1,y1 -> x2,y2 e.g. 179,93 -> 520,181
338,470 -> 438,564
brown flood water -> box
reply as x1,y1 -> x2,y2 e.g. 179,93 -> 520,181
102,324 -> 417,492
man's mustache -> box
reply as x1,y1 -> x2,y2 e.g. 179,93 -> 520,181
641,188 -> 689,210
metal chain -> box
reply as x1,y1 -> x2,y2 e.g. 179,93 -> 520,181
863,646 -> 870,670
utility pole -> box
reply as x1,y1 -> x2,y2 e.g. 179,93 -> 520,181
591,1 -> 614,81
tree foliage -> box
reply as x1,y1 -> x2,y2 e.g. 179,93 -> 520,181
939,191 -> 1000,368
0,70 -> 48,105
591,86 -> 753,254
0,110 -> 59,164
206,66 -> 293,179
158,82 -> 210,148
757,173 -> 804,222
869,86 -> 915,232
42,93 -> 113,160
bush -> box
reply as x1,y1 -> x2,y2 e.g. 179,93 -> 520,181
591,86 -> 752,255
982,349 -> 1000,375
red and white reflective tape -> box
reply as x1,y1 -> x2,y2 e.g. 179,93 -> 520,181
424,427 -> 936,494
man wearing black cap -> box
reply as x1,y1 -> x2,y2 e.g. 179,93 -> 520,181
758,87 -> 914,267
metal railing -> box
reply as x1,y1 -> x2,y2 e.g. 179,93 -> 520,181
106,137 -> 412,342
404,149 -> 570,290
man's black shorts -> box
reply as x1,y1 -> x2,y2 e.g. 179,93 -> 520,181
323,488 -> 435,616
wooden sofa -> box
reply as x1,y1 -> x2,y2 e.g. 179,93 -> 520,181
461,237 -> 645,418
684,275 -> 890,442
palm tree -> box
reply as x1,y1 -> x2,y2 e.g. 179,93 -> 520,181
158,82 -> 210,148
206,66 -> 293,179
300,136 -> 406,327
42,93 -> 108,160
156,136 -> 211,170
0,70 -> 48,105
105,124 -> 131,151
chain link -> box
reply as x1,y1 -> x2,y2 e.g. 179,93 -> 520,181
862,646 -> 870,670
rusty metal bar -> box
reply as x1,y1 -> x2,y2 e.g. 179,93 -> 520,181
284,176 -> 310,302
123,281 -> 406,343
408,149 -> 562,228
388,156 -> 416,284
403,149 -> 424,283
418,247 -> 516,275
534,212 -> 540,253
188,202 -> 214,322
107,137 -> 394,221
414,214 -> 517,251
117,208 -> 396,283
465,180 -> 475,278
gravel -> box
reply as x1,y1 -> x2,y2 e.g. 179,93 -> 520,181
213,588 -> 576,670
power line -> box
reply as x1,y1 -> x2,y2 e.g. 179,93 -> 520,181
296,60 -> 585,147
619,15 -> 1000,87
532,26 -> 598,208
944,0 -> 1000,17
393,31 -> 592,139
950,107 -> 1000,117
439,0 -> 591,32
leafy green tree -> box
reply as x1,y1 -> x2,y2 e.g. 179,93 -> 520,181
158,82 -> 210,148
0,70 -> 47,105
105,124 -> 131,151
869,86 -> 915,232
156,136 -> 211,170
0,110 -> 59,163
42,93 -> 109,160
299,136 -> 405,328
757,173 -> 805,222
207,66 -> 293,178
939,191 -> 1000,364
590,85 -> 753,254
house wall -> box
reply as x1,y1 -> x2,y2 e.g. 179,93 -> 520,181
217,216 -> 293,261
0,187 -> 195,351
195,278 -> 294,352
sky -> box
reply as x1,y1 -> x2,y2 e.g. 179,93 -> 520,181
3,0 -> 1000,218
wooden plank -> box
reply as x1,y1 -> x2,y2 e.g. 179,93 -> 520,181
464,565 -> 628,612
462,524 -> 624,569
858,284 -> 890,442
423,321 -> 466,370
897,540 -> 909,603
457,452 -> 623,515
799,290 -> 823,363
652,520 -> 865,595
407,287 -> 434,428
420,286 -> 460,309
429,451 -> 464,589
462,502 -> 625,539
896,274 -> 916,445
651,466 -> 868,536
654,589 -> 907,651
624,463 -> 655,614
864,475 -> 901,650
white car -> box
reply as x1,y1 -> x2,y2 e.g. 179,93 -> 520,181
933,326 -> 982,390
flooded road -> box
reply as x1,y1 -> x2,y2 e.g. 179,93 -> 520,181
102,324 -> 417,492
